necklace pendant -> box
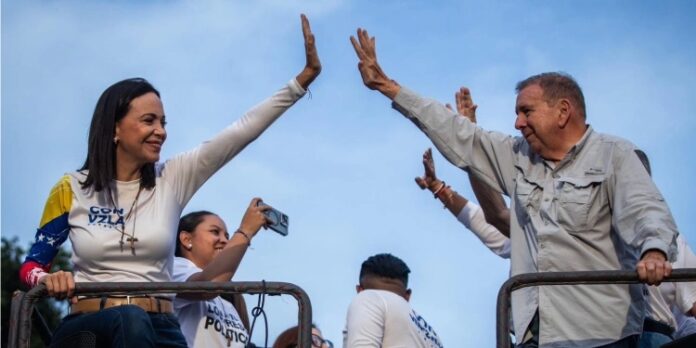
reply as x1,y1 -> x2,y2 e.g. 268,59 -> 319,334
127,237 -> 139,255
113,186 -> 143,255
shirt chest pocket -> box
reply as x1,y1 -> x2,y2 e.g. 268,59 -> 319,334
514,178 -> 542,225
556,175 -> 605,232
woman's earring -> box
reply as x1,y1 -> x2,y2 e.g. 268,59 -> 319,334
113,136 -> 120,145
187,243 -> 193,250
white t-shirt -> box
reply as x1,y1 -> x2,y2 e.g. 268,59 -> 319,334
343,289 -> 443,348
646,285 -> 677,329
173,257 -> 249,348
659,235 -> 696,316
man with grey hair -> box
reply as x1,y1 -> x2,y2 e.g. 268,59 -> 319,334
351,28 -> 679,348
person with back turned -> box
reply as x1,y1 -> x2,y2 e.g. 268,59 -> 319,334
343,253 -> 444,348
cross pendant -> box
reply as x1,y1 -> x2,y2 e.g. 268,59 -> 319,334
119,239 -> 125,252
127,237 -> 139,251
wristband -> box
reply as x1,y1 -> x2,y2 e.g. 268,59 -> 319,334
235,229 -> 252,246
432,181 -> 446,198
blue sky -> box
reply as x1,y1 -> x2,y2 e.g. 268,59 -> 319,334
2,1 -> 696,346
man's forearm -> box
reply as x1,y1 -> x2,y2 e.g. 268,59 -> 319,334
393,87 -> 517,195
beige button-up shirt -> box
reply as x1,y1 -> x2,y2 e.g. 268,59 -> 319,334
393,87 -> 679,347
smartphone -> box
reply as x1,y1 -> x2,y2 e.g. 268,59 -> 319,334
257,201 -> 289,236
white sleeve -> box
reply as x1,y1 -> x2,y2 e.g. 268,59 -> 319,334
457,201 -> 511,259
173,257 -> 200,282
674,236 -> 696,313
160,79 -> 306,207
344,291 -> 386,347
173,257 -> 202,308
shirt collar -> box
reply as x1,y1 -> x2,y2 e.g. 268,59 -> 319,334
558,125 -> 594,166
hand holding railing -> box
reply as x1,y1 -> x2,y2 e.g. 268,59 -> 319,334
496,269 -> 696,348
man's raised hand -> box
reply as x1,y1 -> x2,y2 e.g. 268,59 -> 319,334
350,28 -> 400,99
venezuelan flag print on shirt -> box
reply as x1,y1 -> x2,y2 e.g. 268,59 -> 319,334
20,175 -> 72,287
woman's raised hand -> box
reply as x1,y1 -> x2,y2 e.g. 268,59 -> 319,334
239,197 -> 271,238
296,14 -> 322,90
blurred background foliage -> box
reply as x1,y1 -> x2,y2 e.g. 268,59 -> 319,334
2,237 -> 71,348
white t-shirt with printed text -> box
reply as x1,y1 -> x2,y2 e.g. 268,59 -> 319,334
343,289 -> 443,348
173,257 -> 249,348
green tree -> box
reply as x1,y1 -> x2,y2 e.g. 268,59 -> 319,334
2,237 -> 72,348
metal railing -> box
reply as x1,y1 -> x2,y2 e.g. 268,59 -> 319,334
9,281 -> 312,348
496,268 -> 696,348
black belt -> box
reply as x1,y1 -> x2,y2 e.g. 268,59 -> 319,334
643,317 -> 674,338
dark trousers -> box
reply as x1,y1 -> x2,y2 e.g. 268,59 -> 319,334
50,305 -> 187,348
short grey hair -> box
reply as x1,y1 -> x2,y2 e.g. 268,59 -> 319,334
516,72 -> 586,119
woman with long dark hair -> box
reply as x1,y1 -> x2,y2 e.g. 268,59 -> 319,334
19,14 -> 320,348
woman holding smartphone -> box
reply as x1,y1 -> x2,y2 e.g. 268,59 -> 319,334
173,198 -> 268,347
